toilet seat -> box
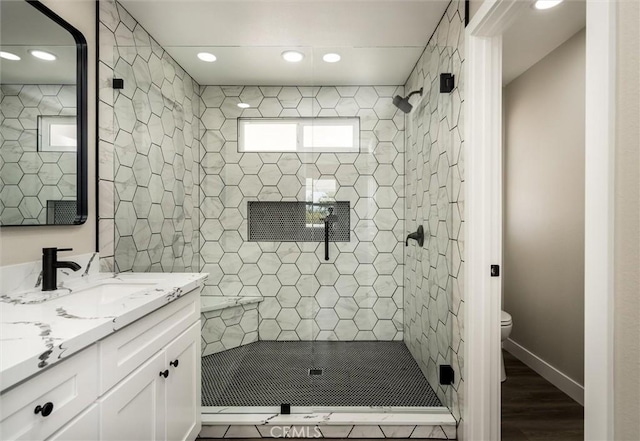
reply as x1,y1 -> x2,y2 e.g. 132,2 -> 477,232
501,310 -> 512,326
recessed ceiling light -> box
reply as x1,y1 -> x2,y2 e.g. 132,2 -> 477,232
282,50 -> 304,63
0,51 -> 20,61
533,0 -> 563,9
237,103 -> 250,109
322,53 -> 341,63
197,52 -> 217,62
29,50 -> 56,61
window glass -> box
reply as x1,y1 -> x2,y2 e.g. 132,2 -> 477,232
239,118 -> 359,152
242,122 -> 297,151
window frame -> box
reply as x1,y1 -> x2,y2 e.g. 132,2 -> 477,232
238,117 -> 360,153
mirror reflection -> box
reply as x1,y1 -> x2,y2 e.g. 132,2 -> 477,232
0,0 -> 79,225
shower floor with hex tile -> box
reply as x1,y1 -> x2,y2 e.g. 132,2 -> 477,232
201,341 -> 443,407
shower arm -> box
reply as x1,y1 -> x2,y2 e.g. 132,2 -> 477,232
406,88 -> 424,100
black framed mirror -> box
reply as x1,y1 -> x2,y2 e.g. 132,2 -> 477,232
0,0 -> 87,226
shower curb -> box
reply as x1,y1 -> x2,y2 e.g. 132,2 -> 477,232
200,412 -> 457,439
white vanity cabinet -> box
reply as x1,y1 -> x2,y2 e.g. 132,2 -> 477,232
99,350 -> 168,441
0,346 -> 98,441
165,322 -> 201,441
98,321 -> 201,441
0,288 -> 201,441
46,405 -> 99,441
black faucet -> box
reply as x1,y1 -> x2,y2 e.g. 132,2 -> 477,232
406,225 -> 425,247
42,248 -> 81,291
323,207 -> 338,261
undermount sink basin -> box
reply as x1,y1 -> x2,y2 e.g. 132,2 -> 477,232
73,281 -> 159,304
14,278 -> 165,305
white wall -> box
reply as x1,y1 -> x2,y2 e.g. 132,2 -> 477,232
502,29 -> 586,384
0,0 -> 96,266
614,1 -> 640,439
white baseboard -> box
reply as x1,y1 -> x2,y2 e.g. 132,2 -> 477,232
503,338 -> 584,405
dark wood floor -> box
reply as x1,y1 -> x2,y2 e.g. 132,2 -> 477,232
502,351 -> 584,441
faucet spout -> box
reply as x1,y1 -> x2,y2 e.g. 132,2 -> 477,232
57,261 -> 82,271
42,247 -> 80,291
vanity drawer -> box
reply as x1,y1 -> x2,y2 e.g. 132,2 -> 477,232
0,345 -> 98,441
99,288 -> 200,394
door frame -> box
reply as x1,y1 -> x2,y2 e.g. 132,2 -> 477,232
463,0 -> 617,440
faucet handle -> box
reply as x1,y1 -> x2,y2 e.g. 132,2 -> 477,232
42,247 -> 73,255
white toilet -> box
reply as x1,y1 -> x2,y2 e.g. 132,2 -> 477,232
500,310 -> 513,382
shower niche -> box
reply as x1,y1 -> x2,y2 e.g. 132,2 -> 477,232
247,201 -> 350,242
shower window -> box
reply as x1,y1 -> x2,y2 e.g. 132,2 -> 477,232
305,178 -> 336,227
238,117 -> 360,152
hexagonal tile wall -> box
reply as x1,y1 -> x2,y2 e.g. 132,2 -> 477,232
403,0 -> 465,424
96,0 -> 465,424
201,303 -> 259,356
0,85 -> 77,225
199,84 -> 407,342
99,0 -> 200,272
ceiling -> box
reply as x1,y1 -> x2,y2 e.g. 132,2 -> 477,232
502,0 -> 586,85
0,1 -> 76,84
118,0 -> 451,86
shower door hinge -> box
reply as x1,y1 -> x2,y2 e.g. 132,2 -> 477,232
440,73 -> 455,93
439,365 -> 455,385
491,265 -> 500,277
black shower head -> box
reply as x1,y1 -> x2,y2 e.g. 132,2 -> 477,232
393,95 -> 413,113
392,88 -> 424,114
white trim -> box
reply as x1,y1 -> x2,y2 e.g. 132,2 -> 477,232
464,0 -> 616,440
503,339 -> 584,406
464,1 -> 525,439
584,1 -> 616,439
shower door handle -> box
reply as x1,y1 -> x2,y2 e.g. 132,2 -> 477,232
324,218 -> 330,261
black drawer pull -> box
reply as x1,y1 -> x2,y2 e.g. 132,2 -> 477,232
34,402 -> 54,417
159,370 -> 169,378
170,359 -> 179,368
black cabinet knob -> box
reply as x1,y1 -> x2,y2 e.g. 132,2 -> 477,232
159,370 -> 169,378
170,359 -> 179,368
34,402 -> 54,417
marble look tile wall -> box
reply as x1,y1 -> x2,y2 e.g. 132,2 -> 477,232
201,302 -> 259,356
199,85 -> 405,341
403,0 -> 465,423
0,85 -> 77,225
98,0 -> 201,272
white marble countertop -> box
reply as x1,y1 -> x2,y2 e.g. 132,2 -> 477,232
0,271 -> 207,392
